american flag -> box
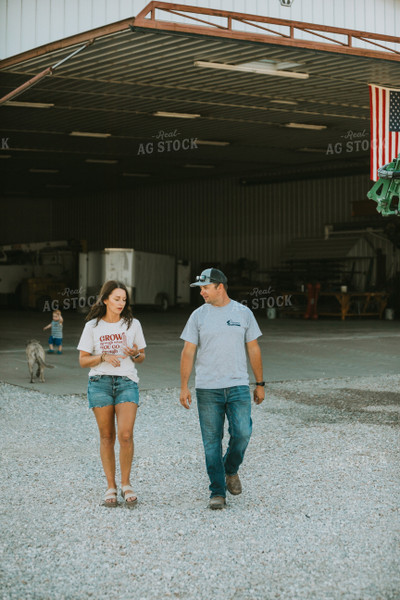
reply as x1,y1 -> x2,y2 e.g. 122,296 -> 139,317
369,84 -> 400,181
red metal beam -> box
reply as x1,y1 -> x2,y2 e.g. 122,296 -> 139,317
0,67 -> 53,104
134,1 -> 400,61
1,1 -> 399,72
0,41 -> 93,106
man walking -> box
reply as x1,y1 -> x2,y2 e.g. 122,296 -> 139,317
180,268 -> 265,509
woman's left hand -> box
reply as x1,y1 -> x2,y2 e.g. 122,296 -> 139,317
123,344 -> 139,358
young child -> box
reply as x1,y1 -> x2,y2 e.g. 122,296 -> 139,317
43,309 -> 63,354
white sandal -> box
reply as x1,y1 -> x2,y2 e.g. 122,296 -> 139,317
121,485 -> 138,508
102,488 -> 118,508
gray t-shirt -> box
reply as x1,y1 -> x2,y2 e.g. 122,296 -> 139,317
180,300 -> 262,389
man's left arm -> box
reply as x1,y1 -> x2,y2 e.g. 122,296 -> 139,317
246,339 -> 265,405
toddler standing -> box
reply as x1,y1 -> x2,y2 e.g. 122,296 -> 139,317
43,309 -> 63,354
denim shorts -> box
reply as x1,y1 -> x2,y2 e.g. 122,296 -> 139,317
48,336 -> 62,346
87,375 -> 140,409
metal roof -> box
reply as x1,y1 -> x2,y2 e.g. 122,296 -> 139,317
1,2 -> 399,197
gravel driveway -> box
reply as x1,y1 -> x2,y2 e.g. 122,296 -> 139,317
1,375 -> 399,600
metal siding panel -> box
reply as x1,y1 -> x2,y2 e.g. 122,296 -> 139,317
0,2 -> 6,59
5,0 -> 22,59
64,0 -> 80,39
78,0 -> 93,32
50,0 -> 65,41
2,0 -> 399,59
365,0 -> 377,35
91,0 -> 106,29
120,0 -> 135,18
1,196 -> 54,243
1,182 -> 376,281
343,0 -> 356,30
35,0 -> 51,48
106,0 -> 121,24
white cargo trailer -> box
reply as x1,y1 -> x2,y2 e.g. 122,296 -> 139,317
80,248 -> 180,310
176,259 -> 191,305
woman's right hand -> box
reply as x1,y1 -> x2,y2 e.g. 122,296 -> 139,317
103,353 -> 125,368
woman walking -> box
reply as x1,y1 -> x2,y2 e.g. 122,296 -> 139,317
78,280 -> 146,507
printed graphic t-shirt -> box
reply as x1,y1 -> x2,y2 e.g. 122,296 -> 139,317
180,300 -> 262,389
77,318 -> 146,383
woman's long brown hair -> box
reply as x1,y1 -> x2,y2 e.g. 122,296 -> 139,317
85,280 -> 133,327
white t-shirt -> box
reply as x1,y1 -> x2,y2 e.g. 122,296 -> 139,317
77,318 -> 146,383
180,300 -> 262,389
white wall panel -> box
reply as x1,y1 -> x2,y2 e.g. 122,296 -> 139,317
35,0 -> 50,48
3,0 -> 22,60
49,0 -> 65,41
63,0 -> 79,39
20,1 -> 35,58
1,0 -> 399,60
105,0 -> 120,25
0,2 -> 6,61
78,0 -> 93,36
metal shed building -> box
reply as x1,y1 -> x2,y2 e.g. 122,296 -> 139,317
1,0 -> 400,287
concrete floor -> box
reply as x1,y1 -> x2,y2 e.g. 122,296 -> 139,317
1,307 -> 400,394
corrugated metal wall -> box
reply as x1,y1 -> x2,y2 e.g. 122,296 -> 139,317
2,171 -> 393,286
1,0 -> 399,60
34,172 -> 374,274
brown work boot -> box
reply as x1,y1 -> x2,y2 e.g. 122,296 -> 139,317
209,496 -> 226,510
226,473 -> 242,495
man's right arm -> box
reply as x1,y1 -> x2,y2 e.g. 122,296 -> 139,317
179,341 -> 197,409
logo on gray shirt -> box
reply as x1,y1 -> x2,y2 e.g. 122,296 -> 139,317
226,319 -> 241,327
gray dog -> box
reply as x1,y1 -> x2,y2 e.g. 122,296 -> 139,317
26,339 -> 54,383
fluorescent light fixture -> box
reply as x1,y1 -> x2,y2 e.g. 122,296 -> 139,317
153,111 -> 201,119
29,168 -> 59,173
194,60 -> 309,80
270,99 -> 298,106
184,164 -> 215,169
298,147 -> 326,153
196,140 -> 230,147
271,61 -> 302,69
122,172 -> 150,177
70,131 -> 111,138
284,122 -> 327,130
85,159 -> 118,164
5,101 -> 54,108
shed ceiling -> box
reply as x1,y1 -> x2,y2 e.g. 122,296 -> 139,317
1,4 -> 399,197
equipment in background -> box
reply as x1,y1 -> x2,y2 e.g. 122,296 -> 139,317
304,283 -> 320,320
79,248 -> 190,311
0,240 -> 78,308
367,153 -> 400,216
20,277 -> 69,311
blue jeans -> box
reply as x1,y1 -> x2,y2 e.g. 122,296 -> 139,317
196,386 -> 252,498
